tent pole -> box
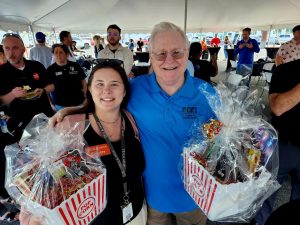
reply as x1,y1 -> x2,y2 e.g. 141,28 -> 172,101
184,0 -> 188,33
29,24 -> 36,46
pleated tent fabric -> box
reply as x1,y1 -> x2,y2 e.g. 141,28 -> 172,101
0,0 -> 300,33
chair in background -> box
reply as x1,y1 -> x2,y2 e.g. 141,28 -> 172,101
259,62 -> 275,98
229,60 -> 237,71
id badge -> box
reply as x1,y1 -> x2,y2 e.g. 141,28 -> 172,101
122,202 -> 133,224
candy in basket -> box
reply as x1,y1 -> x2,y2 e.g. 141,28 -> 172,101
5,113 -> 107,225
182,84 -> 280,222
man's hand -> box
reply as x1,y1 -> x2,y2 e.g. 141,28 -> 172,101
275,55 -> 284,66
11,87 -> 26,98
246,43 -> 253,49
239,43 -> 246,49
33,88 -> 45,98
48,109 -> 68,127
20,206 -> 43,225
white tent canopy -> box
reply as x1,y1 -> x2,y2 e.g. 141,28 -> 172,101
1,0 -> 300,34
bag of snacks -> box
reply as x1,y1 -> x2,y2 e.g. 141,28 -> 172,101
182,83 -> 280,222
5,113 -> 107,225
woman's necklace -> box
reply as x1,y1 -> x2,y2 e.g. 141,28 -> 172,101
98,113 -> 121,124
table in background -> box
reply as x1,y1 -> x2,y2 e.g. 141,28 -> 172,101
265,47 -> 279,60
132,62 -> 150,76
207,47 -> 221,61
134,52 -> 150,63
225,48 -> 237,71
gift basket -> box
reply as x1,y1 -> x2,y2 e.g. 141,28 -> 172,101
182,83 -> 280,222
5,114 -> 107,225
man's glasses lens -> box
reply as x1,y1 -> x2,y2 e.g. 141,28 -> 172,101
152,49 -> 186,61
2,33 -> 22,41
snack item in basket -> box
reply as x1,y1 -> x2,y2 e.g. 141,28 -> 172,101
13,149 -> 102,209
247,148 -> 262,174
203,119 -> 223,140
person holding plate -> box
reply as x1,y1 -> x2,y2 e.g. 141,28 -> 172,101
0,33 -> 54,128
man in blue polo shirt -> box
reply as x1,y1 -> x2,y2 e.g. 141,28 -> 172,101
128,22 -> 216,225
48,22 -> 217,225
234,27 -> 260,75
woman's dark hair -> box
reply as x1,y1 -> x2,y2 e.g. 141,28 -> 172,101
51,43 -> 70,54
0,44 -> 3,53
86,60 -> 130,112
59,31 -> 70,42
189,42 -> 202,59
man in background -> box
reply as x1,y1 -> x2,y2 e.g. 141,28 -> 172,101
0,33 -> 54,127
210,33 -> 221,47
29,32 -> 52,68
99,24 -> 134,77
275,25 -> 300,66
234,27 -> 260,74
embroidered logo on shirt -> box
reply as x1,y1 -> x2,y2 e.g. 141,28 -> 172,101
55,71 -> 63,76
182,107 -> 197,119
33,73 -> 40,80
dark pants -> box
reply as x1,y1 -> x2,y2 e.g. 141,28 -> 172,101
255,141 -> 300,225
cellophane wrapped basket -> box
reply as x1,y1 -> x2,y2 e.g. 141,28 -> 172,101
182,83 -> 280,222
5,113 -> 107,225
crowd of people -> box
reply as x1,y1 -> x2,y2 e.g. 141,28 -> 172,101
0,22 -> 299,225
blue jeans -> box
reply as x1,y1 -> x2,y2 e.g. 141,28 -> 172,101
255,141 -> 300,225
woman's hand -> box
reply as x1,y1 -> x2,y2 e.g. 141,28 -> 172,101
19,207 -> 43,225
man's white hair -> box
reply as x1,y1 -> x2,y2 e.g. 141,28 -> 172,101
148,22 -> 190,52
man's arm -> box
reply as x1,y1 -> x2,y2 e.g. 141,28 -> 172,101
269,83 -> 300,116
0,87 -> 26,106
49,99 -> 88,127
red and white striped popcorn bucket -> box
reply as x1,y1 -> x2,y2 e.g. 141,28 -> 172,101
183,148 -> 272,221
28,171 -> 107,225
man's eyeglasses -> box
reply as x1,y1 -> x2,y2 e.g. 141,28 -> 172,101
2,33 -> 23,42
107,32 -> 119,37
151,49 -> 186,61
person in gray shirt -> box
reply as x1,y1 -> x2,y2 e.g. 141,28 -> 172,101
29,32 -> 52,69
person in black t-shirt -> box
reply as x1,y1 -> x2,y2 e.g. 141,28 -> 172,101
254,59 -> 300,225
188,42 -> 218,82
0,33 -> 54,128
47,44 -> 87,111
20,61 -> 146,225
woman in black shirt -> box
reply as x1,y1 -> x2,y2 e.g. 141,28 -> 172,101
20,61 -> 146,225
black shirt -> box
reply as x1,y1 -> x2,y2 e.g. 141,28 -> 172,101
84,112 -> 145,225
0,59 -> 54,126
47,61 -> 86,106
269,59 -> 300,147
189,58 -> 216,82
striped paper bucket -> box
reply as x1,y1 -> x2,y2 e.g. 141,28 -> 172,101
28,171 -> 107,225
183,148 -> 271,221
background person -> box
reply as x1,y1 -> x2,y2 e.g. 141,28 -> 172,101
99,24 -> 134,77
210,33 -> 221,47
0,33 -> 54,127
137,38 -> 144,52
29,32 -> 52,69
93,35 -> 104,58
254,59 -> 300,225
234,27 -> 260,74
47,44 -> 87,111
189,42 -> 218,82
275,25 -> 300,66
0,44 -> 7,65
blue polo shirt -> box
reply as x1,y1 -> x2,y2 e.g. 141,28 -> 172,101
127,72 -> 217,213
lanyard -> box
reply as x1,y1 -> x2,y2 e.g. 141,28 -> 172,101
93,112 -> 129,203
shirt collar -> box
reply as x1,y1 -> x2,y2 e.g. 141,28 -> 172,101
148,69 -> 195,98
